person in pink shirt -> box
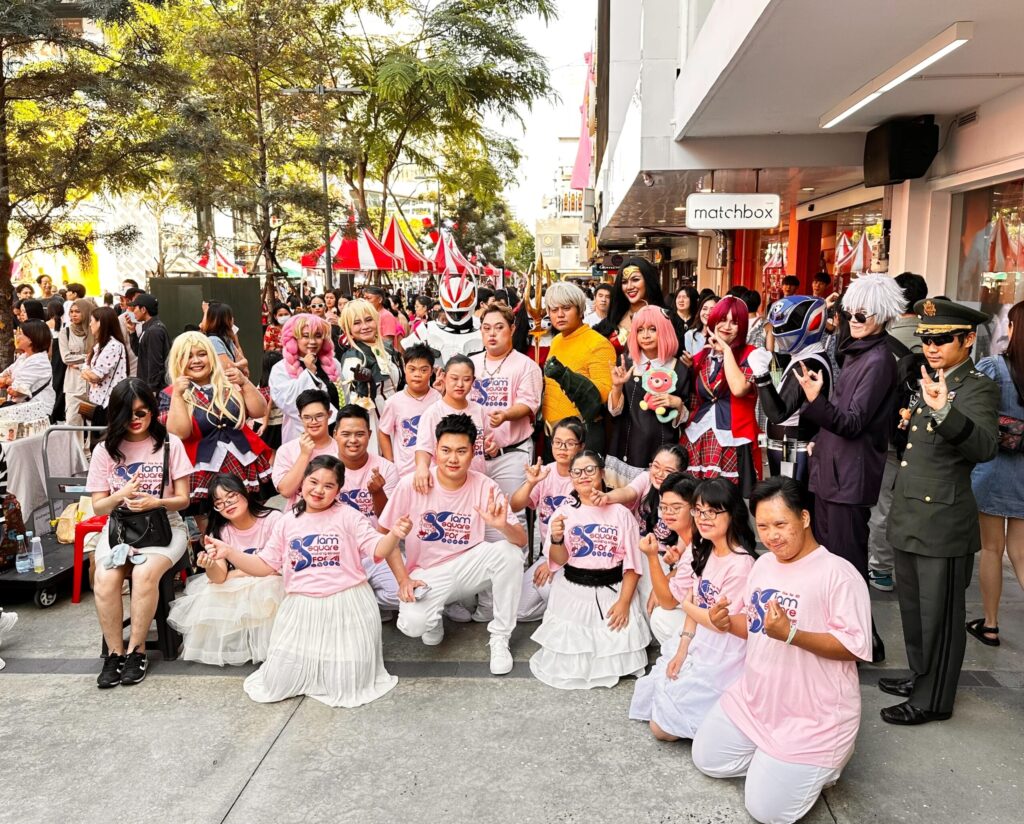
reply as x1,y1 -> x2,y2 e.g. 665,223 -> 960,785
630,477 -> 756,741
271,389 -> 340,501
379,414 -> 527,676
204,455 -> 424,708
509,417 -> 584,621
364,285 -> 400,349
168,474 -> 285,666
378,344 -> 441,476
413,355 -> 490,490
529,450 -> 652,689
693,476 -> 872,824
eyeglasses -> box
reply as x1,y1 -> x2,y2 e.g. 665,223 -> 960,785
211,491 -> 241,511
301,413 -> 328,423
658,503 -> 688,516
841,310 -> 876,324
569,465 -> 600,478
649,461 -> 677,476
131,409 -> 150,420
693,507 -> 727,521
552,439 -> 580,450
921,334 -> 959,347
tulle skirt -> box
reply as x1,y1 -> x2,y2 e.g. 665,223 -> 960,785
168,573 -> 284,666
243,583 -> 397,708
629,624 -> 746,739
529,574 -> 651,690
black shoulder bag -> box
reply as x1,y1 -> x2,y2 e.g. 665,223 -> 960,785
108,440 -> 174,548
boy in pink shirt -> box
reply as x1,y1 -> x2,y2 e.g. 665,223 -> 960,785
380,413 -> 527,675
378,344 -> 441,477
693,477 -> 871,824
272,389 -> 339,500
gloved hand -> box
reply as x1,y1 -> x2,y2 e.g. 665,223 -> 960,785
543,356 -> 567,381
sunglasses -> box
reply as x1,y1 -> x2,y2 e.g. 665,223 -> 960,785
131,409 -> 150,420
920,334 -> 960,347
310,303 -> 325,309
841,310 -> 876,324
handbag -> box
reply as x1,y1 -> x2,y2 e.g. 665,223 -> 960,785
997,356 -> 1024,454
78,400 -> 97,421
107,441 -> 173,548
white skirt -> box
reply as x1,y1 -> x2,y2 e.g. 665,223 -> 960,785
529,572 -> 652,690
243,583 -> 397,708
167,573 -> 284,666
629,623 -> 746,739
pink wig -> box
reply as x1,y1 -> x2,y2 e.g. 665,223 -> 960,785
627,305 -> 679,364
706,296 -> 749,357
281,313 -> 339,381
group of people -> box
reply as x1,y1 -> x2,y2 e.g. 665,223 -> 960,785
3,260 -> 1022,824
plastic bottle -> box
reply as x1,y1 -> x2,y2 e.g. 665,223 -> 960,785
30,535 -> 44,574
14,534 -> 30,574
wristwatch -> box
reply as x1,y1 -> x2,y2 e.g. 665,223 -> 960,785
550,536 -> 564,545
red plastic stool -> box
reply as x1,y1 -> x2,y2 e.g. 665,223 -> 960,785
73,515 -> 108,604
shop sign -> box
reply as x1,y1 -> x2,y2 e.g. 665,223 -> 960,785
685,193 -> 781,230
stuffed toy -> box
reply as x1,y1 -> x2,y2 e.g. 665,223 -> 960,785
638,367 -> 679,423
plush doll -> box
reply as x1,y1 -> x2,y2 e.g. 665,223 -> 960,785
638,367 -> 679,423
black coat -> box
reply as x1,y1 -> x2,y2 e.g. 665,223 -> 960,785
802,333 -> 896,506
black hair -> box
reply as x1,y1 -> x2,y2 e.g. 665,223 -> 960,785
782,275 -> 801,288
17,319 -> 52,354
748,475 -> 809,519
813,271 -> 832,285
122,278 -> 140,289
672,286 -> 700,323
204,301 -> 235,344
20,299 -> 46,322
639,445 -> 688,534
260,350 -> 282,389
568,450 -> 608,507
66,283 -> 86,299
293,455 -> 345,517
727,285 -> 749,298
295,388 -> 331,413
91,306 -> 127,351
207,473 -> 275,540
742,289 -> 762,314
403,342 -> 436,368
551,416 -> 585,445
691,293 -> 719,334
594,283 -> 613,297
46,297 -> 65,326
596,257 -> 666,338
444,353 -> 475,374
894,272 -> 928,313
435,412 -> 477,447
124,287 -> 144,302
363,285 -> 385,299
336,403 -> 370,426
102,378 -> 167,464
413,294 -> 431,313
476,287 -> 495,308
691,478 -> 757,577
36,274 -> 51,286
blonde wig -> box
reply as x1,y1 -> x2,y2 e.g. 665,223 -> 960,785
168,331 -> 244,427
340,298 -> 392,374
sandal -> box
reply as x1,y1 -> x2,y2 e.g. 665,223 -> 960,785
966,618 -> 1000,647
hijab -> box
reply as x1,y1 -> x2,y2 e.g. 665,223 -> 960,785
69,298 -> 95,350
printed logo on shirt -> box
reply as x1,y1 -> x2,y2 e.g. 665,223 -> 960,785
746,587 -> 800,633
540,495 -> 570,524
287,534 -> 342,571
568,524 -> 619,559
400,416 -> 421,448
471,377 -> 511,409
418,510 -> 472,545
696,577 -> 721,609
113,461 -> 164,496
243,547 -> 258,555
339,487 -> 373,517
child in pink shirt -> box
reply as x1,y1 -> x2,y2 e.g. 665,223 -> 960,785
693,477 -> 872,824
271,389 -> 339,501
378,344 -> 441,477
204,455 -> 422,708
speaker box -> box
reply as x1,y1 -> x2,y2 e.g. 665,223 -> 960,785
863,116 -> 939,187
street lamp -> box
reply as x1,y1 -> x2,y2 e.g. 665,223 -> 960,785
281,84 -> 362,292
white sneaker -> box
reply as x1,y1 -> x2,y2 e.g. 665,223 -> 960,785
489,635 -> 513,675
421,624 -> 445,646
444,604 -> 473,623
0,610 -> 17,643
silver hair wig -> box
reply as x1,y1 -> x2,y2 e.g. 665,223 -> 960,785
841,274 -> 906,327
545,281 -> 587,315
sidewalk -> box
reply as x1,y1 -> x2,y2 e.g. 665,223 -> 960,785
0,564 -> 1021,824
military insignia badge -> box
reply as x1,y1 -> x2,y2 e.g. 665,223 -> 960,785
923,300 -> 937,317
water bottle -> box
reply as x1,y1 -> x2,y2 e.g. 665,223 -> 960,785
14,534 -> 30,574
30,536 -> 44,574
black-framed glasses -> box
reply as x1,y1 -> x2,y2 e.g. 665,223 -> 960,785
552,439 -> 580,450
921,334 -> 959,347
569,465 -> 600,478
841,310 -> 876,324
693,507 -> 727,521
131,409 -> 150,420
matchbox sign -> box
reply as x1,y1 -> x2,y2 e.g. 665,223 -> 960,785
685,193 -> 782,230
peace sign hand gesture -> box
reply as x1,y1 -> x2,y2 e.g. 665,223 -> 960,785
794,361 -> 824,403
611,355 -> 633,389
919,365 -> 949,411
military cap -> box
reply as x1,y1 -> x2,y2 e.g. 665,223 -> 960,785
913,298 -> 990,336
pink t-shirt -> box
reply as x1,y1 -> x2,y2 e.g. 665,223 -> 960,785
218,510 -> 284,568
378,308 -> 399,339
338,453 -> 399,529
378,388 -> 442,477
527,465 -> 575,544
668,545 -> 695,603
545,502 -> 642,574
415,397 -> 488,474
470,350 -> 542,448
257,503 -> 383,597
691,547 -> 754,610
719,546 -> 872,769
86,434 -> 193,498
270,437 -> 340,502
379,468 -> 519,572
628,471 -> 672,543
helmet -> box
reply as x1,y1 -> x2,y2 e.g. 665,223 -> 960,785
767,296 -> 827,354
439,273 -> 477,327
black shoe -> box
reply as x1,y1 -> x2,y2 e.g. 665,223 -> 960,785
97,653 -> 125,689
880,701 -> 952,725
878,676 -> 913,698
120,648 -> 148,686
871,626 -> 886,664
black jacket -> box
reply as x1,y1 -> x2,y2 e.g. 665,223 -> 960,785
130,317 -> 170,394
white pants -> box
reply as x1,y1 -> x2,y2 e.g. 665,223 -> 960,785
649,606 -> 684,646
518,556 -> 557,622
397,540 -> 524,640
692,702 -> 842,824
363,557 -> 399,610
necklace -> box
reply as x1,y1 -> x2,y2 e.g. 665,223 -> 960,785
484,349 -> 512,378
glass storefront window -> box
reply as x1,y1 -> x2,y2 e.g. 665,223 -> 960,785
830,201 -> 886,291
952,179 -> 1024,359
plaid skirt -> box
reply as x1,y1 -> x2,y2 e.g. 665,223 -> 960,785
685,430 -> 758,498
190,450 -> 273,503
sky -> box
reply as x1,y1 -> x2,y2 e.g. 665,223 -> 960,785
499,0 -> 597,231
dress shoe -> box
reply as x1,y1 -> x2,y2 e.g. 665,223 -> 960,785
878,676 -> 913,698
880,702 -> 952,726
871,625 -> 886,664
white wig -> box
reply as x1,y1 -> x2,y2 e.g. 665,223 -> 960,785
841,274 -> 906,327
545,281 -> 587,315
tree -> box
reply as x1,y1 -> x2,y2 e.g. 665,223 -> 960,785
448,193 -> 514,266
505,217 -> 535,273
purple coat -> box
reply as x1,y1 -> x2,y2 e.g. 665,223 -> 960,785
803,333 -> 896,506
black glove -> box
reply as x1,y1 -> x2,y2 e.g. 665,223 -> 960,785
543,356 -> 567,381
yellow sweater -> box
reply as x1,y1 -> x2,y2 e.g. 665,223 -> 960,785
543,324 -> 616,425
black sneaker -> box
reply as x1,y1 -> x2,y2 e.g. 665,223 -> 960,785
97,653 -> 125,689
120,648 -> 148,686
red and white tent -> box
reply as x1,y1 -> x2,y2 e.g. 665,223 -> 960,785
986,215 -> 1018,273
834,232 -> 854,268
198,240 -> 246,277
837,231 -> 873,275
431,232 -> 479,276
301,216 -> 400,271
381,216 -> 434,273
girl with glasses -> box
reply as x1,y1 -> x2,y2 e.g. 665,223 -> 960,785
529,451 -> 652,690
168,474 -> 284,666
630,477 -> 756,742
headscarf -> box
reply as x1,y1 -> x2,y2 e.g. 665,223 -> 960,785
69,298 -> 95,351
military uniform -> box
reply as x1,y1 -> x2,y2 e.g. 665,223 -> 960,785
884,299 -> 999,722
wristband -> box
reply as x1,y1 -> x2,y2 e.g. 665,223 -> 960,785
550,536 -> 564,545
785,624 -> 798,646
680,630 -> 695,641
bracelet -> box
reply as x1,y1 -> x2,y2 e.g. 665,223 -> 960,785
785,624 -> 798,646
550,536 -> 564,545
680,630 -> 695,641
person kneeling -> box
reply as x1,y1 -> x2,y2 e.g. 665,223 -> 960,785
379,413 -> 527,675
692,477 -> 872,824
204,456 -> 419,707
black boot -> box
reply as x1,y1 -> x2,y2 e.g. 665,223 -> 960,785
871,621 -> 885,664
